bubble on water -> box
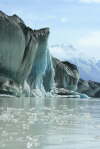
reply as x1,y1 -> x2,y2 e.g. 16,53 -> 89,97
8,136 -> 13,141
26,142 -> 33,149
13,118 -> 18,123
83,113 -> 92,120
1,143 -> 6,148
1,130 -> 8,137
26,136 -> 33,141
22,123 -> 29,130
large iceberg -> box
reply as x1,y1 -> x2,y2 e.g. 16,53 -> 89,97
0,11 -> 55,96
0,11 -> 99,98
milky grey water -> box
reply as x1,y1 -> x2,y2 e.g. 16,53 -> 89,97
0,97 -> 100,149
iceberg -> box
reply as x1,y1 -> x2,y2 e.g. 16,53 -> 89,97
0,11 -> 97,98
0,11 -> 55,97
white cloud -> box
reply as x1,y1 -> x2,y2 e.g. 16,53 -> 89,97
77,31 -> 100,47
80,0 -> 100,3
50,32 -> 100,60
61,17 -> 68,23
75,31 -> 100,59
49,44 -> 80,61
50,46 -> 67,60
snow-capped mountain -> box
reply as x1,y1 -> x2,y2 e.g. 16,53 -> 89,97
49,44 -> 100,82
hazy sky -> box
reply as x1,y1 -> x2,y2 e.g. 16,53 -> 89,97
0,0 -> 100,58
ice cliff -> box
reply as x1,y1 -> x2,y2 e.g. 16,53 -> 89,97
0,11 -> 55,97
52,58 -> 79,90
0,11 -> 99,98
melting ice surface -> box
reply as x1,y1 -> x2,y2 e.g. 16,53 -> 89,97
0,97 -> 100,149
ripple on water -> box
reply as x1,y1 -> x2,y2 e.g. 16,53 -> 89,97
0,97 -> 100,149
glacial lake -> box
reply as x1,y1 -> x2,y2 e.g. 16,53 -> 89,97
0,97 -> 100,149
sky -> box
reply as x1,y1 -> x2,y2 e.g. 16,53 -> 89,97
0,0 -> 100,59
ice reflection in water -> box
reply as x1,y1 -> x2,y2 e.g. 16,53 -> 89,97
0,97 -> 100,149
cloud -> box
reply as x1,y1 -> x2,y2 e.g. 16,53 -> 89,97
75,31 -> 100,59
80,0 -> 100,3
76,31 -> 100,47
50,46 -> 67,60
61,17 -> 68,23
49,44 -> 79,61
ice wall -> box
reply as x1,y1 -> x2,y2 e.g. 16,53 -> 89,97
0,11 -> 55,96
52,57 -> 80,91
0,11 -> 39,86
28,29 -> 55,95
0,11 -> 93,98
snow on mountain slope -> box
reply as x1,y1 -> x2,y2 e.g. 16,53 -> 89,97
49,44 -> 100,82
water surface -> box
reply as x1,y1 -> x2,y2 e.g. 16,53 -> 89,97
0,97 -> 100,149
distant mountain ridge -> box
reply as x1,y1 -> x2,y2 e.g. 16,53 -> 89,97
50,44 -> 100,82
